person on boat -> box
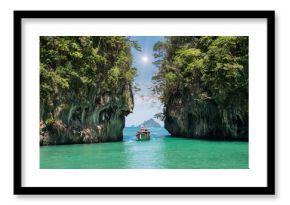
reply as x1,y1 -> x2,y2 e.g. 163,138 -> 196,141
140,124 -> 145,132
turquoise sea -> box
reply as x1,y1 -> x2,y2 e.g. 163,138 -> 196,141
40,127 -> 248,169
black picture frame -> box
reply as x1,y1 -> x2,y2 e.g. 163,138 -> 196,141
14,10 -> 275,195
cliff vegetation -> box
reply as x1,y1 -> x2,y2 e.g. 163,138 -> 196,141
40,36 -> 140,145
153,36 -> 248,140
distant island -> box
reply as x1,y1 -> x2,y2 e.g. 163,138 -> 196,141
138,118 -> 161,128
129,118 -> 161,128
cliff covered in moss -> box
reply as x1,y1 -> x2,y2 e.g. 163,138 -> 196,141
40,36 -> 139,145
153,37 -> 248,140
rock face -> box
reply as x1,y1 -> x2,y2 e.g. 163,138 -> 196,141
164,94 -> 248,141
40,84 -> 134,145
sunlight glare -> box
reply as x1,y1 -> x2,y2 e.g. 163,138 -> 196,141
141,56 -> 149,63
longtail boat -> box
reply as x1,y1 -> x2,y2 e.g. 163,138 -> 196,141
136,127 -> 150,141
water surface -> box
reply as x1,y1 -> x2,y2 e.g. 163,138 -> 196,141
40,127 -> 248,169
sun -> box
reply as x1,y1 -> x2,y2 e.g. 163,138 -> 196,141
141,56 -> 149,63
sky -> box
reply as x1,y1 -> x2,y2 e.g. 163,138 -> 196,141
125,36 -> 165,127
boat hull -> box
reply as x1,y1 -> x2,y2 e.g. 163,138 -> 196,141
136,133 -> 150,141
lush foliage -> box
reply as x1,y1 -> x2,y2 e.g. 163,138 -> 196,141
153,36 -> 248,138
40,36 -> 138,133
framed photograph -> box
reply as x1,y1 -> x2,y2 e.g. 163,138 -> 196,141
14,10 -> 275,195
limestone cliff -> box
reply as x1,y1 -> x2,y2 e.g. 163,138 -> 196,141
40,36 -> 138,145
153,37 -> 249,140
164,93 -> 248,140
40,84 -> 134,145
